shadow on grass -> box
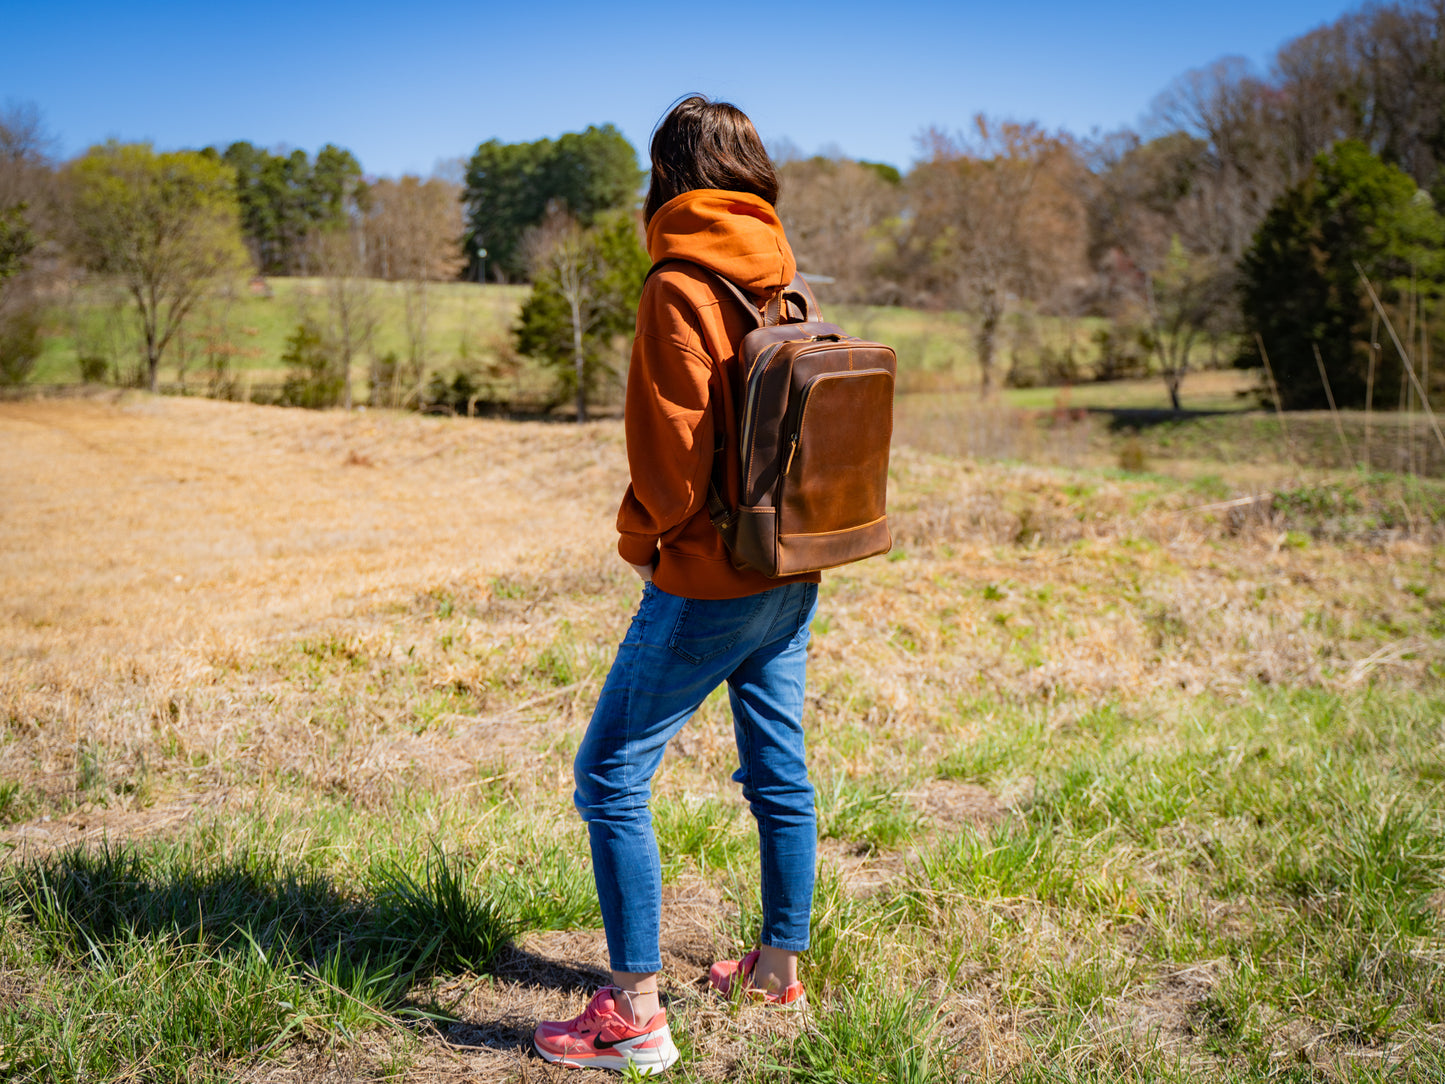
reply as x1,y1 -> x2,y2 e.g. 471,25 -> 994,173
491,943 -> 610,994
3,839 -> 625,1063
434,944 -> 613,1055
1088,406 -> 1248,431
7,841 -> 511,998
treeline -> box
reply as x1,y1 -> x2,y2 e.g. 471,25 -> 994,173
0,113 -> 639,409
0,126 -> 467,399
772,0 -> 1445,409
1,0 -> 1442,418
209,141 -> 464,284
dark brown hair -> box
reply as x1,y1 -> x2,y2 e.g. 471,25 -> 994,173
643,96 -> 779,225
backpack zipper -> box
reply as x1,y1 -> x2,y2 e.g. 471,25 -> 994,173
783,366 -> 894,478
739,338 -> 862,492
738,341 -> 786,489
782,380 -> 818,477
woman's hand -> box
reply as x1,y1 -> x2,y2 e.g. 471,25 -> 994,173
629,561 -> 654,583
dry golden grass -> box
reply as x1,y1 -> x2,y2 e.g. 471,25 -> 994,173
1,394 -> 628,798
2,395 -> 1442,1081
4,393 -> 1441,832
0,392 -> 623,656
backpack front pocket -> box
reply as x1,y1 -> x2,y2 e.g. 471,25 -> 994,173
777,368 -> 894,539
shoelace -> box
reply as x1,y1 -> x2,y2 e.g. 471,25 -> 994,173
574,987 -> 621,1034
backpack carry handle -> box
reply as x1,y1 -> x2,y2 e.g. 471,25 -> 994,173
775,274 -> 822,324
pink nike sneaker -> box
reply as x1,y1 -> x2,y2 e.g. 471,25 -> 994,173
708,949 -> 806,1006
533,986 -> 680,1074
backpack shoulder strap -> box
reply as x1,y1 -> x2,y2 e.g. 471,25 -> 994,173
644,257 -> 827,560
645,259 -> 821,326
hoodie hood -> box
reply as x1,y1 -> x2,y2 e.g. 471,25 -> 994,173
645,189 -> 796,295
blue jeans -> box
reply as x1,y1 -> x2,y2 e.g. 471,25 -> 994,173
573,580 -> 819,974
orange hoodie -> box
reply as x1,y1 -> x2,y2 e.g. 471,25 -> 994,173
616,189 -> 822,599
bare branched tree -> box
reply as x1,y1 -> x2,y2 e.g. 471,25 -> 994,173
1148,58 -> 1289,261
363,176 -> 464,407
905,118 -> 1088,394
312,227 -> 375,410
1144,241 -> 1236,409
776,157 -> 901,303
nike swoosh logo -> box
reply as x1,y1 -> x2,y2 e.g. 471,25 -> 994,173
593,1035 -> 634,1050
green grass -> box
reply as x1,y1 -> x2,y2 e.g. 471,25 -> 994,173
31,277 -> 530,391
815,774 -> 918,854
759,981 -> 951,1083
1,929 -> 322,1083
655,795 -> 750,876
830,304 -> 1116,395
6,841 -> 513,976
0,780 -> 34,824
1002,375 -> 1249,412
3,685 -> 1444,1079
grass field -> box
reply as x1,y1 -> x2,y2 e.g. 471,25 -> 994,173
30,276 -> 1260,416
31,279 -> 532,398
1,393 -> 1442,1081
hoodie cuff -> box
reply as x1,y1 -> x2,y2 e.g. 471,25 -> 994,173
618,533 -> 659,567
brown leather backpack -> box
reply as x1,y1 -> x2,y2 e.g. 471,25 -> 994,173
649,260 -> 896,577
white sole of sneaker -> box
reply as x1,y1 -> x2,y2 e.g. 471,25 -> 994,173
533,1028 -> 680,1075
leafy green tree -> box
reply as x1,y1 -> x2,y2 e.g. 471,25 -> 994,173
279,319 -> 343,408
463,125 -> 640,282
0,206 -> 37,385
311,144 -> 364,224
0,204 -> 34,283
515,209 -> 647,420
0,102 -> 51,386
67,142 -> 251,392
215,141 -> 361,274
0,303 -> 40,385
1239,140 -> 1445,409
1145,238 -> 1236,410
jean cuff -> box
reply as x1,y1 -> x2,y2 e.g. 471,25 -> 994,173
760,937 -> 810,953
610,959 -> 663,975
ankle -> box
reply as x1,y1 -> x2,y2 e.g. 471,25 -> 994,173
752,946 -> 799,993
613,986 -> 661,1026
609,972 -> 661,1026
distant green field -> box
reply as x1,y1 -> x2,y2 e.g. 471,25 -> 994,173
32,278 -> 531,391
37,277 -> 1440,477
1001,367 -> 1256,413
33,276 -> 1250,413
830,304 -> 1116,393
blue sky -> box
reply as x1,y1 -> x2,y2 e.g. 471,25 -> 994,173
7,1 -> 1363,176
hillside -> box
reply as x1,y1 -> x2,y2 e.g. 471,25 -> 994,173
1,395 -> 1442,1082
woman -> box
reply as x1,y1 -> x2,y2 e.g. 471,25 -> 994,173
533,96 -> 821,1074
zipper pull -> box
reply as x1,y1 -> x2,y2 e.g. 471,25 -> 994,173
783,434 -> 799,476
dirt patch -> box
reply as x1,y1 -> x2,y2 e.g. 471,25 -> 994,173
0,792 -> 238,855
911,778 -> 1009,832
1125,959 -> 1225,1048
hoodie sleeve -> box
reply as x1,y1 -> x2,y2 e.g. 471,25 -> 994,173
615,277 -> 718,565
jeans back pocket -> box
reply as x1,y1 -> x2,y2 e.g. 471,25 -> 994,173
667,592 -> 769,664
